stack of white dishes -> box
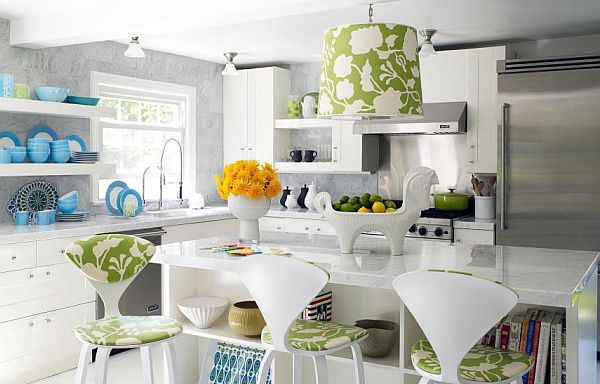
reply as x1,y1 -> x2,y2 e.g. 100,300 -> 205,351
71,151 -> 100,163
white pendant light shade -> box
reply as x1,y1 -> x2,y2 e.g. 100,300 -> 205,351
222,52 -> 239,76
124,37 -> 145,58
419,29 -> 438,57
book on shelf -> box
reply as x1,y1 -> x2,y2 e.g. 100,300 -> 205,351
523,309 -> 541,383
509,315 -> 524,352
533,312 -> 557,384
550,314 -> 564,384
500,320 -> 511,350
520,308 -> 535,353
527,310 -> 545,384
561,317 -> 566,384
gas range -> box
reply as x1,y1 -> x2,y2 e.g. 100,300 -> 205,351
406,208 -> 471,241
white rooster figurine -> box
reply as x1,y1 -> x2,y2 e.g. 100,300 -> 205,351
314,167 -> 439,255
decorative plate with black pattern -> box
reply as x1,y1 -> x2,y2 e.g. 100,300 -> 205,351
6,180 -> 58,219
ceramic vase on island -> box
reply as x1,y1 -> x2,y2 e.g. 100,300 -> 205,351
215,160 -> 283,244
228,195 -> 271,243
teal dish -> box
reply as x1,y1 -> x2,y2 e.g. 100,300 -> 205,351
35,87 -> 69,102
65,96 -> 99,106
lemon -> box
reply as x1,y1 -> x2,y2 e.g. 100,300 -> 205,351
386,207 -> 396,213
372,201 -> 386,213
358,207 -> 372,213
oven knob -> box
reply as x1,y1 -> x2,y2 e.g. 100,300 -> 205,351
409,225 -> 417,233
418,227 -> 428,236
434,227 -> 444,237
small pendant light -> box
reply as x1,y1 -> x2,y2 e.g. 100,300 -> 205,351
222,52 -> 239,76
318,3 -> 423,119
124,37 -> 146,58
419,29 -> 438,58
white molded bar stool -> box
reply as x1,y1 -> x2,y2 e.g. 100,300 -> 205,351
65,234 -> 182,384
393,270 -> 534,384
224,254 -> 367,384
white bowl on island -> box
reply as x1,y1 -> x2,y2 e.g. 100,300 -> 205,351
314,167 -> 439,256
178,297 -> 229,329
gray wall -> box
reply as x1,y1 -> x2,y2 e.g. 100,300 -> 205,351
0,19 -> 223,223
279,62 -> 379,202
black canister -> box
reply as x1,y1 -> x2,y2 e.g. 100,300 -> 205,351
280,186 -> 291,208
297,184 -> 309,209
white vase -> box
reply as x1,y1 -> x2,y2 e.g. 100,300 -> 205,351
304,183 -> 318,211
228,195 -> 271,243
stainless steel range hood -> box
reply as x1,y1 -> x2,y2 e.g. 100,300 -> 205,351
353,102 -> 467,135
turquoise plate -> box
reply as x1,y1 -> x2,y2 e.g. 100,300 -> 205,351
65,96 -> 100,106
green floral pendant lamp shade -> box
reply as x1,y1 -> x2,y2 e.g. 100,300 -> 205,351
318,23 -> 423,119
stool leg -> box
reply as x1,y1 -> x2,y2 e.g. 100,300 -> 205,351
141,346 -> 155,384
292,354 -> 303,384
74,344 -> 91,384
257,350 -> 275,384
417,377 -> 431,384
94,347 -> 111,384
312,356 -> 329,384
163,340 -> 178,384
350,343 -> 365,384
199,339 -> 218,384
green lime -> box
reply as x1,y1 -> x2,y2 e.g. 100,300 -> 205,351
332,203 -> 342,211
369,194 -> 383,204
385,200 -> 397,209
339,196 -> 350,204
340,203 -> 355,212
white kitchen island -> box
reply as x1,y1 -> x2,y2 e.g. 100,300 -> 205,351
153,233 -> 598,384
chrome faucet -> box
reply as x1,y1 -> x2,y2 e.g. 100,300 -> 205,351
160,138 -> 184,204
142,166 -> 166,210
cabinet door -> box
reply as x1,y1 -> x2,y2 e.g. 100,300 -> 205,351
259,217 -> 285,232
420,50 -> 469,103
246,69 -> 258,160
0,241 -> 36,273
331,121 -> 342,165
37,235 -> 83,266
223,71 -> 249,163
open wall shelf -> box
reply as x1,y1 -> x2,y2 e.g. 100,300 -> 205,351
0,98 -> 115,119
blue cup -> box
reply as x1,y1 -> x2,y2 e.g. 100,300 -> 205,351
14,211 -> 29,226
34,210 -> 55,225
0,148 -> 11,164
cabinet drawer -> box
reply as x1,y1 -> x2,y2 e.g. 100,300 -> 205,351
0,242 -> 36,273
454,228 -> 495,245
0,302 -> 95,384
260,217 -> 285,232
0,263 -> 95,323
163,219 -> 237,244
284,218 -> 312,234
37,235 -> 83,266
311,221 -> 335,236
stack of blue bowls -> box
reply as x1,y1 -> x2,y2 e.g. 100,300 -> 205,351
27,138 -> 50,163
58,191 -> 78,213
9,146 -> 26,163
49,139 -> 71,163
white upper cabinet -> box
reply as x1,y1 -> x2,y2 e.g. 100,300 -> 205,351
419,46 -> 510,174
223,67 -> 290,165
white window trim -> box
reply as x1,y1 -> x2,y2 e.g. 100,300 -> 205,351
90,71 -> 196,203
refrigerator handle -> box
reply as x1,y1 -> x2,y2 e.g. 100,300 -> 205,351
500,103 -> 509,230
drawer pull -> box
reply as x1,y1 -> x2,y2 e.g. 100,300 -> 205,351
45,271 -> 51,276
45,318 -> 51,324
11,255 -> 16,260
60,249 -> 66,254
28,273 -> 34,279
28,322 -> 34,327
316,228 -> 321,232
276,226 -> 282,230
305,227 -> 309,231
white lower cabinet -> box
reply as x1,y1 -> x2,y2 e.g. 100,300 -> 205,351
261,217 -> 336,236
0,302 -> 95,384
454,228 -> 495,245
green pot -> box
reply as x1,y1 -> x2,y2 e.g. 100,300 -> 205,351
433,188 -> 469,211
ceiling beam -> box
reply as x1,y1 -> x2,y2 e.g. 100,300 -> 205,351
9,0 -> 391,48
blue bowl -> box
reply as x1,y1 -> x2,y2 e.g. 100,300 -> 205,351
28,138 -> 50,143
51,150 -> 70,163
59,191 -> 78,202
11,146 -> 26,152
51,139 -> 69,145
57,201 -> 78,213
28,143 -> 50,149
10,151 -> 26,163
28,151 -> 50,163
35,87 -> 69,102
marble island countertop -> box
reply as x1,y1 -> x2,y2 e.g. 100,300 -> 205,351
0,207 -> 233,244
153,232 -> 599,308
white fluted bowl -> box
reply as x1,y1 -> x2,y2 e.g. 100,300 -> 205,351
178,297 -> 229,329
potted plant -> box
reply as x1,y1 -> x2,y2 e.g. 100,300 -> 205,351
215,160 -> 282,243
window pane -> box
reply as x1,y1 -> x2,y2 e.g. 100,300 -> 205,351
141,102 -> 158,124
159,104 -> 176,125
100,98 -> 118,110
120,100 -> 140,122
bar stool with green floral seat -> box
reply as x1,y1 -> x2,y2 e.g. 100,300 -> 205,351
65,234 -> 183,384
393,269 -> 534,384
231,254 -> 368,384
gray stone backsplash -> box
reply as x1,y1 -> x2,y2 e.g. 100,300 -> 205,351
0,18 -> 223,223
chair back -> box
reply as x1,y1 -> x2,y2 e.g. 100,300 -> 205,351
65,234 -> 156,317
235,255 -> 329,352
392,270 -> 518,384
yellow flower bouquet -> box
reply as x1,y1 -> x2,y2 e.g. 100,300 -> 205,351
215,160 -> 282,201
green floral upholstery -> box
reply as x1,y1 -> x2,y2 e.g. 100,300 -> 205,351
66,234 -> 156,283
261,319 -> 367,352
75,316 -> 183,346
411,340 -> 533,382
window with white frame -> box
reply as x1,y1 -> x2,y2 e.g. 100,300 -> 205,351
90,72 -> 196,203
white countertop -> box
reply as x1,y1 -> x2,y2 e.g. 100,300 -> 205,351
454,216 -> 496,230
266,207 -> 324,220
0,207 -> 233,245
152,232 -> 599,308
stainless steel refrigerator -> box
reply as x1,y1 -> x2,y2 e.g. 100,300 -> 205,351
496,55 -> 600,252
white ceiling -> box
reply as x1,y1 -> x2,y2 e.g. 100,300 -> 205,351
1,0 -> 599,65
